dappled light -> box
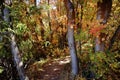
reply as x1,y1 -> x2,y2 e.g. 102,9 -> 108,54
0,0 -> 120,80
59,56 -> 70,65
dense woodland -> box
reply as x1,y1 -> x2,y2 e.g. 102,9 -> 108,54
0,0 -> 120,80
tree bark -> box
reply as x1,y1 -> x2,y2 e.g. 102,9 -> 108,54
3,1 -> 28,80
95,37 -> 104,52
10,34 -> 26,80
95,0 -> 112,52
97,0 -> 112,24
64,0 -> 79,76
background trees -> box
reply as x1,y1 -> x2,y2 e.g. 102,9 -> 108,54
0,0 -> 120,80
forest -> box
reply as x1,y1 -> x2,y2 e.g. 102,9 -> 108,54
0,0 -> 120,80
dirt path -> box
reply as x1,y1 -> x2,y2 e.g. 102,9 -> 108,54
26,56 -> 71,80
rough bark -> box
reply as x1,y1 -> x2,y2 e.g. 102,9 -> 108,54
64,0 -> 79,77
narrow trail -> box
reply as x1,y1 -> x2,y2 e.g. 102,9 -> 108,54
26,56 -> 71,80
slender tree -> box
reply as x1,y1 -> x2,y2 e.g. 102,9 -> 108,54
76,1 -> 83,54
109,25 -> 120,50
64,0 -> 79,78
95,0 -> 112,52
2,0 -> 28,80
47,0 -> 52,41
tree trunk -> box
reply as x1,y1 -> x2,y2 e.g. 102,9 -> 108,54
97,0 -> 112,24
10,34 -> 26,80
47,0 -> 52,41
95,37 -> 104,52
64,0 -> 79,77
3,1 -> 27,80
109,25 -> 120,50
95,0 -> 112,52
76,2 -> 83,54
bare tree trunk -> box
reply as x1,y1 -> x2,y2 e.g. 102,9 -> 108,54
10,34 -> 26,80
3,1 -> 28,80
95,0 -> 112,52
97,0 -> 112,24
64,0 -> 79,78
95,37 -> 104,52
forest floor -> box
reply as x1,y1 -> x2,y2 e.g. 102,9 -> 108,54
26,55 -> 120,80
26,56 -> 71,80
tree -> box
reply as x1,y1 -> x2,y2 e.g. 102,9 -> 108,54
2,0 -> 28,80
95,0 -> 112,52
64,0 -> 79,78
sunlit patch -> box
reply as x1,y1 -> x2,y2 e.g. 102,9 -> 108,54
90,44 -> 93,47
49,63 -> 52,65
52,5 -> 57,10
36,0 -> 41,6
59,56 -> 71,65
38,69 -> 45,71
102,38 -> 105,41
82,46 -> 85,49
45,74 -> 49,77
53,68 -> 59,71
0,66 -> 4,73
19,61 -> 23,67
70,25 -> 74,29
